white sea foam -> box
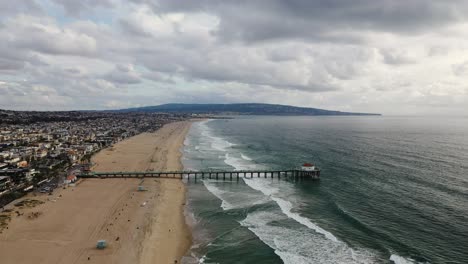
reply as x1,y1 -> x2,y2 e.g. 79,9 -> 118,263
198,255 -> 207,264
223,153 -> 242,170
241,153 -> 253,161
184,135 -> 191,146
202,179 -> 268,210
390,254 -> 427,264
273,196 -> 338,242
211,136 -> 234,152
198,120 -> 236,152
241,210 -> 379,264
243,178 -> 339,242
202,181 -> 234,210
224,153 -> 258,171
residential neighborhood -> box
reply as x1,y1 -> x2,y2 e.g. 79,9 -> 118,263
0,109 -> 190,206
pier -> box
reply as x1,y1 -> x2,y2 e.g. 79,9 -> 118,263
78,168 -> 320,180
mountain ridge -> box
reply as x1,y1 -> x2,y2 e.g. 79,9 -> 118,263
117,103 -> 381,116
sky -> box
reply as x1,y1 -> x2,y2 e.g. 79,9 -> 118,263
0,0 -> 468,115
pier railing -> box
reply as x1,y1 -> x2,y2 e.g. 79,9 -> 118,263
77,169 -> 320,180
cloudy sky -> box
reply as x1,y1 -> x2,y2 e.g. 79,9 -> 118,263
1,0 -> 468,115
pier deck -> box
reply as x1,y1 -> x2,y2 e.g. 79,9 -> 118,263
78,169 -> 320,180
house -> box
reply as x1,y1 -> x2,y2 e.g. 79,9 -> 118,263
25,169 -> 38,182
65,175 -> 77,184
0,152 -> 10,160
36,150 -> 48,159
6,157 -> 20,164
17,160 -> 28,168
0,175 -> 11,192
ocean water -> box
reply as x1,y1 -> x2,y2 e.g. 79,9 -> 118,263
181,116 -> 468,264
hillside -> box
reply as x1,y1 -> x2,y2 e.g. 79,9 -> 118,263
118,103 -> 380,116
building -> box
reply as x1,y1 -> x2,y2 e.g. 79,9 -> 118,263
0,176 -> 11,192
65,175 -> 77,184
17,160 -> 28,168
25,169 -> 38,182
301,163 -> 316,171
36,150 -> 48,159
301,163 -> 320,179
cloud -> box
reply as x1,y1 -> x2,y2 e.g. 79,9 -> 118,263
452,61 -> 468,76
150,0 -> 468,42
0,81 -> 74,110
380,48 -> 418,65
104,64 -> 142,84
119,5 -> 182,37
0,59 -> 25,71
0,41 -> 47,73
0,0 -> 43,17
51,0 -> 114,16
0,0 -> 468,115
1,15 -> 97,56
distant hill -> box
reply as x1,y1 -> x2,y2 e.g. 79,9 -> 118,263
117,103 -> 380,116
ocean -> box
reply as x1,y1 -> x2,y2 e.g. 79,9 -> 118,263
181,116 -> 468,264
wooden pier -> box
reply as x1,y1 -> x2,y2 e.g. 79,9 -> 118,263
77,169 -> 320,180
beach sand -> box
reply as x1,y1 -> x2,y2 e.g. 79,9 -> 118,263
0,121 -> 193,264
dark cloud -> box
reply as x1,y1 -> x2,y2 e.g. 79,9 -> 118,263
150,0 -> 468,42
0,0 -> 43,17
133,44 -> 341,92
0,41 -> 47,72
104,64 -> 142,84
0,59 -> 24,71
380,49 -> 417,65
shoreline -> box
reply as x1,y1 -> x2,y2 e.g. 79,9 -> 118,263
0,121 -> 194,264
92,120 -> 194,263
138,122 -> 193,263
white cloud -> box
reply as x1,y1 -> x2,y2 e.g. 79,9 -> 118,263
1,15 -> 97,56
0,0 -> 467,115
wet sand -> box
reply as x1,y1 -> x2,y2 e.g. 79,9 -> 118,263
0,121 -> 192,264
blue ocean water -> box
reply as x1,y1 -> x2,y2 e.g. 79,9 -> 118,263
181,116 -> 468,264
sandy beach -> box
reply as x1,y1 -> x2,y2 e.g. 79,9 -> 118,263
0,121 -> 193,264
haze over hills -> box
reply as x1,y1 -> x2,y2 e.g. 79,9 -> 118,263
118,103 -> 381,116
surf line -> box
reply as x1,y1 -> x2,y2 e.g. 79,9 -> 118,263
242,178 -> 338,242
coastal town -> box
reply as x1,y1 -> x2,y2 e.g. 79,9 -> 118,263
0,109 -> 191,207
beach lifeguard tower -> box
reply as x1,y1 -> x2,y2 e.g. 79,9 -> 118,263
96,240 -> 107,249
300,163 -> 320,179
